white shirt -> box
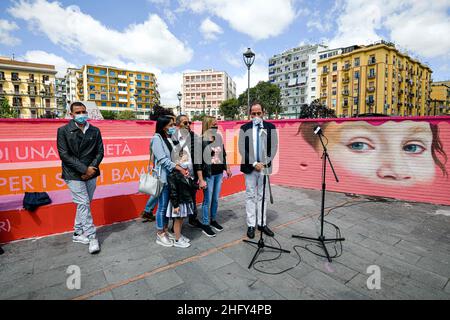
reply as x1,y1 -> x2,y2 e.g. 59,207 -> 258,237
75,121 -> 90,134
177,131 -> 192,161
252,122 -> 263,166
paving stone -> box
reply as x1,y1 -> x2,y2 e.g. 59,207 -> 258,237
145,269 -> 184,295
111,279 -> 155,300
358,237 -> 422,265
197,250 -> 235,272
299,270 -> 368,300
414,256 -> 450,278
345,273 -> 411,300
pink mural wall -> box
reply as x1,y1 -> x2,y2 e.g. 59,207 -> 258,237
0,116 -> 449,243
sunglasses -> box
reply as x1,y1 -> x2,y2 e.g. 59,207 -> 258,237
182,121 -> 192,125
251,112 -> 262,116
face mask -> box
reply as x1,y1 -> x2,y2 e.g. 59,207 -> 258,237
167,127 -> 176,136
74,114 -> 88,124
181,161 -> 191,169
252,117 -> 262,126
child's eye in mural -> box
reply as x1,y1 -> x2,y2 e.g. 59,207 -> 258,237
299,121 -> 448,187
403,142 -> 425,154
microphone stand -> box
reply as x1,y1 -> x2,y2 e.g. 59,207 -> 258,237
292,130 -> 345,263
243,126 -> 290,269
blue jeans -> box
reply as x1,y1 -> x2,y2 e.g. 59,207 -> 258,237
145,194 -> 158,213
155,184 -> 170,231
202,174 -> 223,225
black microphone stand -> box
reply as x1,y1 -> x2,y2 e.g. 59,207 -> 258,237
243,128 -> 290,269
292,129 -> 345,262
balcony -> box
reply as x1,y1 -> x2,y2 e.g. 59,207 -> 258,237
368,73 -> 376,79
118,74 -> 127,79
368,58 -> 376,65
320,92 -> 327,98
321,82 -> 327,87
118,90 -> 127,95
119,98 -> 128,103
118,83 -> 127,87
342,64 -> 350,71
322,69 -> 329,74
367,87 -> 375,93
342,78 -> 350,84
11,77 -> 21,83
342,90 -> 349,96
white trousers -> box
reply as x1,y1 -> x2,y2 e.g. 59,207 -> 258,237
245,171 -> 267,227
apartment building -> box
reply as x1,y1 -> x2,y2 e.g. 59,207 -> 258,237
68,64 -> 160,120
268,44 -> 327,118
0,57 -> 57,118
430,81 -> 450,115
55,77 -> 67,116
182,69 -> 236,118
317,40 -> 433,117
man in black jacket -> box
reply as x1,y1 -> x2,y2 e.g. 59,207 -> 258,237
238,101 -> 278,239
57,102 -> 104,254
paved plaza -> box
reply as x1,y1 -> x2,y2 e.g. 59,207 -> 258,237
1,186 -> 449,300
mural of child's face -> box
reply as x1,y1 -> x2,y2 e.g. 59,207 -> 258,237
322,121 -> 435,186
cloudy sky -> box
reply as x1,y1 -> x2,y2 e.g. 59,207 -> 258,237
0,0 -> 449,105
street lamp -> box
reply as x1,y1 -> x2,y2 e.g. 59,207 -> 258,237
177,91 -> 182,115
243,47 -> 255,117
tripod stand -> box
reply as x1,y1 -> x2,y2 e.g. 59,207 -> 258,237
292,129 -> 345,263
243,167 -> 290,269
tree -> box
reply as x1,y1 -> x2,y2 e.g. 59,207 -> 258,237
298,99 -> 336,119
219,98 -> 240,120
101,110 -> 117,120
191,114 -> 206,122
238,81 -> 283,119
0,97 -> 18,118
117,110 -> 137,120
149,104 -> 174,120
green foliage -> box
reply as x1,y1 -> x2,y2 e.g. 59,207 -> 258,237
238,81 -> 283,119
219,98 -> 240,120
191,114 -> 206,122
0,97 -> 18,118
117,110 -> 137,120
101,110 -> 117,120
298,99 -> 337,119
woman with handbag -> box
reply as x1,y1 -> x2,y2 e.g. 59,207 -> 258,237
151,116 -> 189,247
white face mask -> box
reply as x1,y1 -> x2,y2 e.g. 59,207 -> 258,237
252,117 -> 262,126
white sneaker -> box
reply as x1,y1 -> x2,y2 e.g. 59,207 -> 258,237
156,233 -> 173,247
88,238 -> 100,254
73,233 -> 90,245
167,231 -> 176,241
174,237 -> 191,248
180,235 -> 191,243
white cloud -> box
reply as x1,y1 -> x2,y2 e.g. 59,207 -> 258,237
0,19 -> 21,46
199,18 -> 223,41
21,50 -> 75,77
329,0 -> 450,59
223,51 -> 242,68
180,0 -> 296,40
8,0 -> 193,68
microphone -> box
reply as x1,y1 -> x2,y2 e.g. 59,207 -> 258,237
314,126 -> 322,135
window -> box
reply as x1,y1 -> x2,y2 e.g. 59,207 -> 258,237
90,94 -> 95,99
354,71 -> 360,79
312,59 -> 316,63
311,68 -> 316,73
129,81 -> 134,85
332,75 -> 337,83
89,85 -> 95,90
100,78 -> 106,83
137,74 -> 142,80
129,74 -> 134,77
88,68 -> 94,74
110,71 -> 116,76
332,63 -> 337,71
110,79 -> 116,84
354,57 -> 360,67
101,102 -> 107,106
99,69 -> 106,75
111,103 -> 116,107
301,61 -> 306,68
144,75 -> 150,80
101,94 -> 107,100
89,77 -> 95,82
332,88 -> 337,96
311,87 -> 315,91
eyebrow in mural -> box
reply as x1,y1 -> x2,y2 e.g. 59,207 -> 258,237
297,121 -> 448,186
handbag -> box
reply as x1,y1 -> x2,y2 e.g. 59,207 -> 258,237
139,137 -> 164,196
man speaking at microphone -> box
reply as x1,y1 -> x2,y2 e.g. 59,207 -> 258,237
238,101 -> 278,239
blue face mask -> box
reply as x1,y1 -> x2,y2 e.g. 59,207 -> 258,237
167,127 -> 176,136
74,114 -> 89,124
